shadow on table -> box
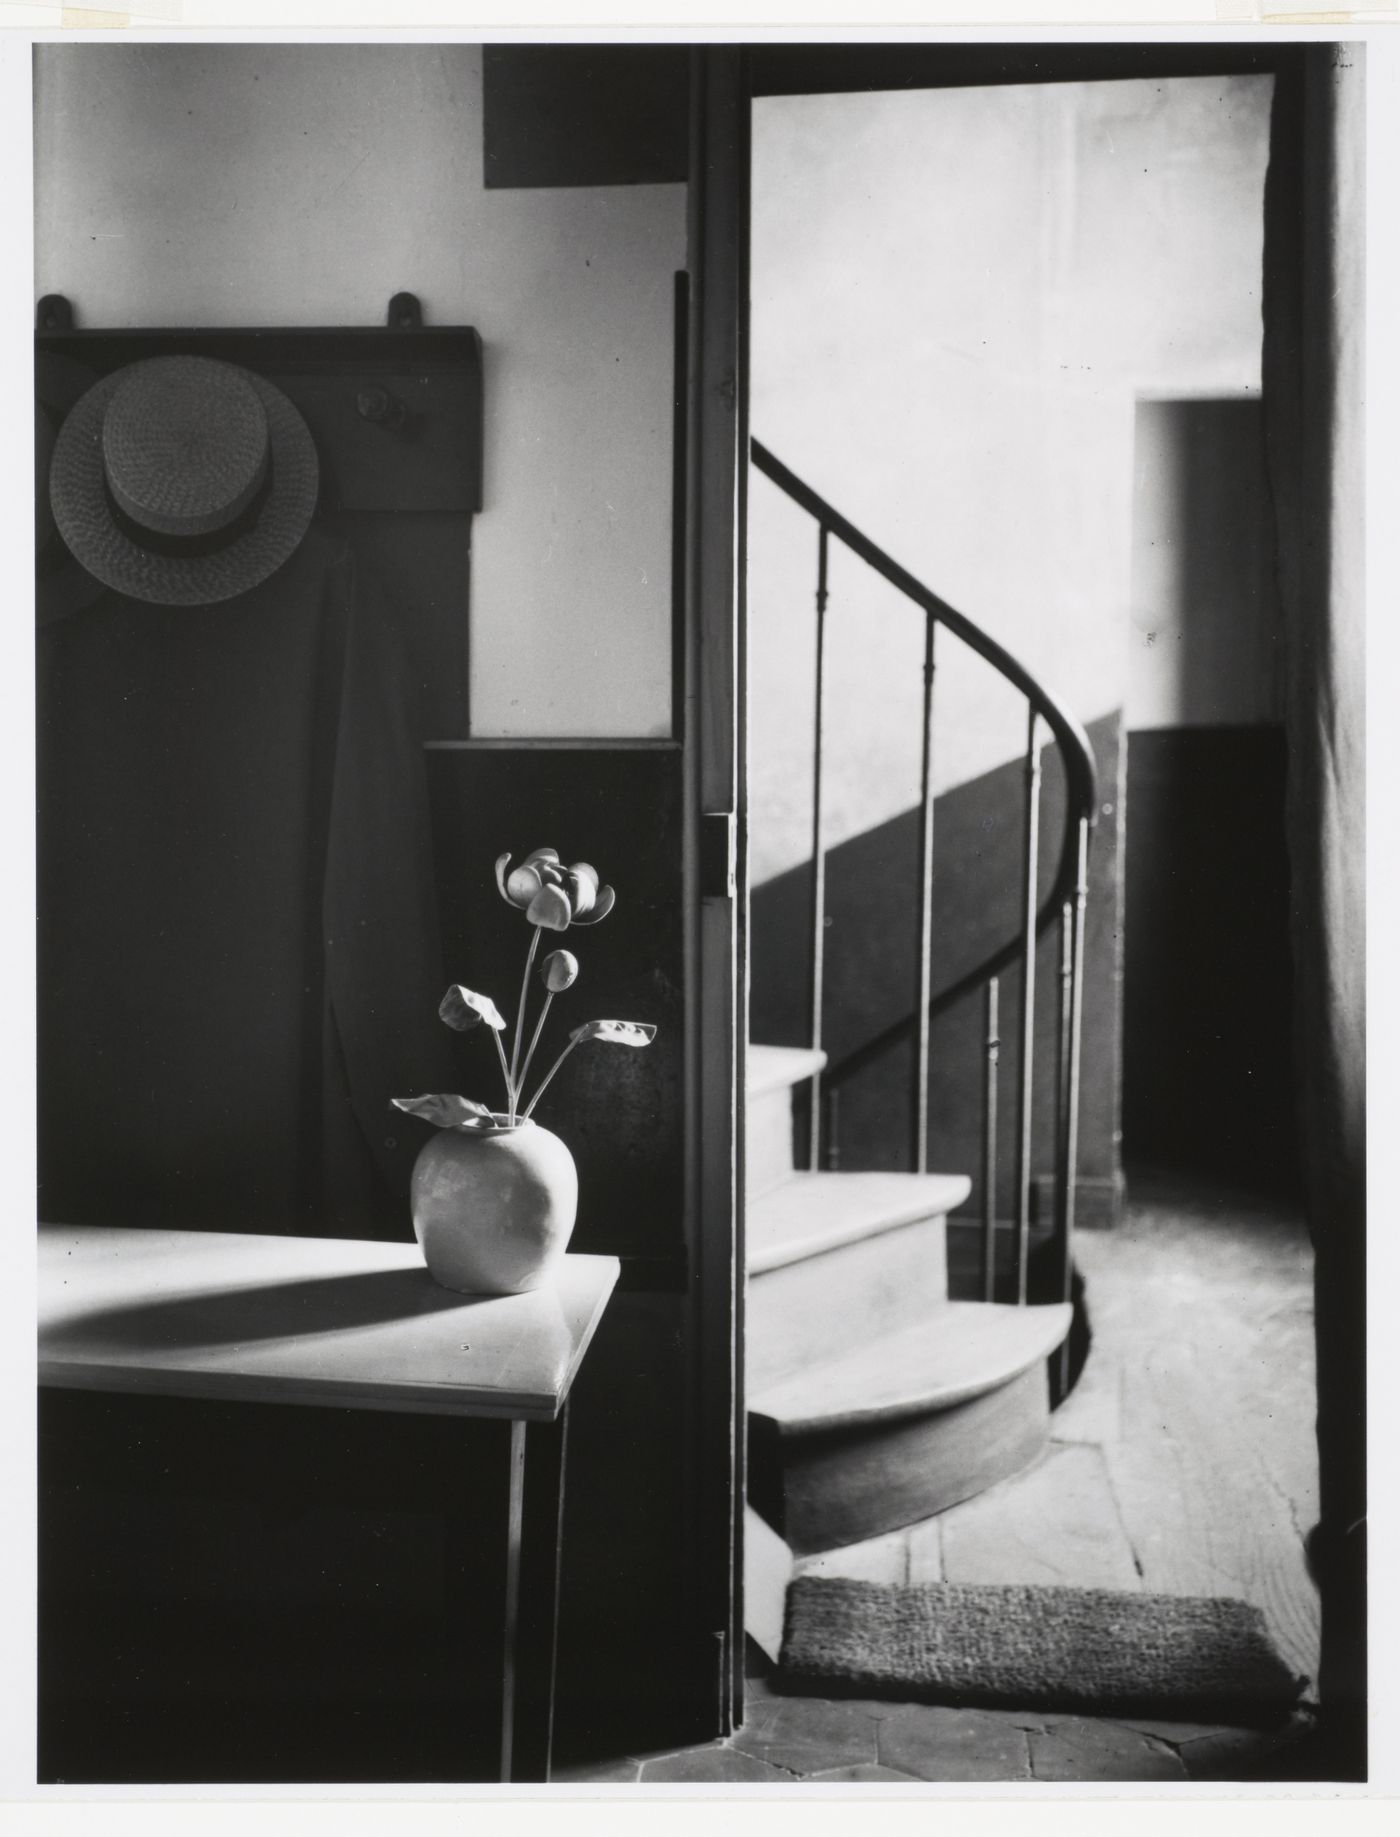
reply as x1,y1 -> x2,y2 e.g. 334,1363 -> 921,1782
43,1265 -> 498,1352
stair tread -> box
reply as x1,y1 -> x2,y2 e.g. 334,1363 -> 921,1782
746,1043 -> 827,1100
749,1299 -> 1073,1433
748,1170 -> 970,1276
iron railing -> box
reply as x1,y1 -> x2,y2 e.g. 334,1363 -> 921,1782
751,438 -> 1098,1399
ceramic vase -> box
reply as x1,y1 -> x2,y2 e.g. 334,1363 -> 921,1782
410,1117 -> 578,1295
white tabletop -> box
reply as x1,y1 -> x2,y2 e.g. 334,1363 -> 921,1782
38,1224 -> 620,1423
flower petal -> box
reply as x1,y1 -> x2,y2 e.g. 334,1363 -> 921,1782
568,862 -> 600,896
570,884 -> 616,926
568,1019 -> 656,1047
540,948 -> 580,993
391,1093 -> 494,1130
439,984 -> 508,1031
562,868 -> 595,917
526,883 -> 573,931
506,863 -> 544,908
522,847 -> 560,868
494,852 -> 513,904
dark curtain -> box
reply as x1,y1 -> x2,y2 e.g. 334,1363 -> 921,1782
1261,45 -> 1366,1776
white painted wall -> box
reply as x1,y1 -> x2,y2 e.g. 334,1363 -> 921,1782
750,75 -> 1274,884
33,42 -> 683,739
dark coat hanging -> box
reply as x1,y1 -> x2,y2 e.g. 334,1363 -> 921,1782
37,527 -> 458,1240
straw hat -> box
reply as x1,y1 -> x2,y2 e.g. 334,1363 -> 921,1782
48,355 -> 319,606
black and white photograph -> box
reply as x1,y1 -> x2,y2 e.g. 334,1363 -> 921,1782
6,12 -> 1388,1810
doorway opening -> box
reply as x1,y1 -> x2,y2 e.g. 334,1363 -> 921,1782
739,69 -> 1318,1775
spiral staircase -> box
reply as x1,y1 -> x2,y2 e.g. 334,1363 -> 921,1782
743,441 -> 1097,1593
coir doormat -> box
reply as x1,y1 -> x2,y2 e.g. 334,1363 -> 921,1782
780,1577 -> 1306,1725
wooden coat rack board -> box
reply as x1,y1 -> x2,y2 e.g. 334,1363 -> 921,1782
35,291 -> 483,737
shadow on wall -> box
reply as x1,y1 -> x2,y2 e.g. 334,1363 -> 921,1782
1129,397 -> 1283,730
749,711 -> 1124,1228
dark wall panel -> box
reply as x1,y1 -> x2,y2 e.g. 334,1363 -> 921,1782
1122,724 -> 1299,1192
483,46 -> 689,188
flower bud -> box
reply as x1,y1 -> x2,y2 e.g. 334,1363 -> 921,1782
540,949 -> 579,993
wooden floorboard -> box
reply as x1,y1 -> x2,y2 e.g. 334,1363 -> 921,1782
1048,1345 -> 1122,1448
1102,1337 -> 1319,1687
939,1443 -> 1143,1591
906,1515 -> 943,1584
794,1526 -> 909,1586
1071,1189 -> 1320,1691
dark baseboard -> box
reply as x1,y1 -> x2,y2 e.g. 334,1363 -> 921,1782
1030,1171 -> 1125,1231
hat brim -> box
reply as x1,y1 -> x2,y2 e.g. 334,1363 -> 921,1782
49,362 -> 319,608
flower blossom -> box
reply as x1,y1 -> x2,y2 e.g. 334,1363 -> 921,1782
495,847 -> 616,932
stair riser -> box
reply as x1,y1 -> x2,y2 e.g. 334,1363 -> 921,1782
746,1217 -> 949,1393
747,1083 -> 798,1201
750,1363 -> 1050,1555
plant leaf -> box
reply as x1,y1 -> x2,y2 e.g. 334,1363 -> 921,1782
452,1111 -> 516,1134
391,1093 -> 494,1130
568,1019 -> 657,1048
439,984 -> 507,1031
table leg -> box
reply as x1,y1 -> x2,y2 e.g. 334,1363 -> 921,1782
498,1405 -> 568,1783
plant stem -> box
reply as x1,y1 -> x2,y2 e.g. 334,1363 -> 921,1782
523,1035 -> 579,1121
491,1024 -> 513,1113
508,926 -> 542,1123
517,991 -> 554,1112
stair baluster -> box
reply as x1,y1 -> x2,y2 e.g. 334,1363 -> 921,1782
1051,815 -> 1091,1402
982,976 -> 1000,1303
914,613 -> 938,1175
1057,898 -> 1075,1166
824,1085 -> 841,1172
807,524 -> 830,1172
1014,710 -> 1042,1308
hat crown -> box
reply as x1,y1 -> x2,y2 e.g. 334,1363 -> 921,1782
102,357 -> 270,539
47,350 -> 319,606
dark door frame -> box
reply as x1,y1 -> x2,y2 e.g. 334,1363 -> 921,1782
685,47 -> 750,1734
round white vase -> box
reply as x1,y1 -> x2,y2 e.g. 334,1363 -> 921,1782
409,1117 -> 578,1295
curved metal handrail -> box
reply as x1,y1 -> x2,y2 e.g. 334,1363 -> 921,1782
750,438 -> 1099,1093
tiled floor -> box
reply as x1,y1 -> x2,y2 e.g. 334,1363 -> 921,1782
559,1175 -> 1321,1785
554,1667 -> 1316,1785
